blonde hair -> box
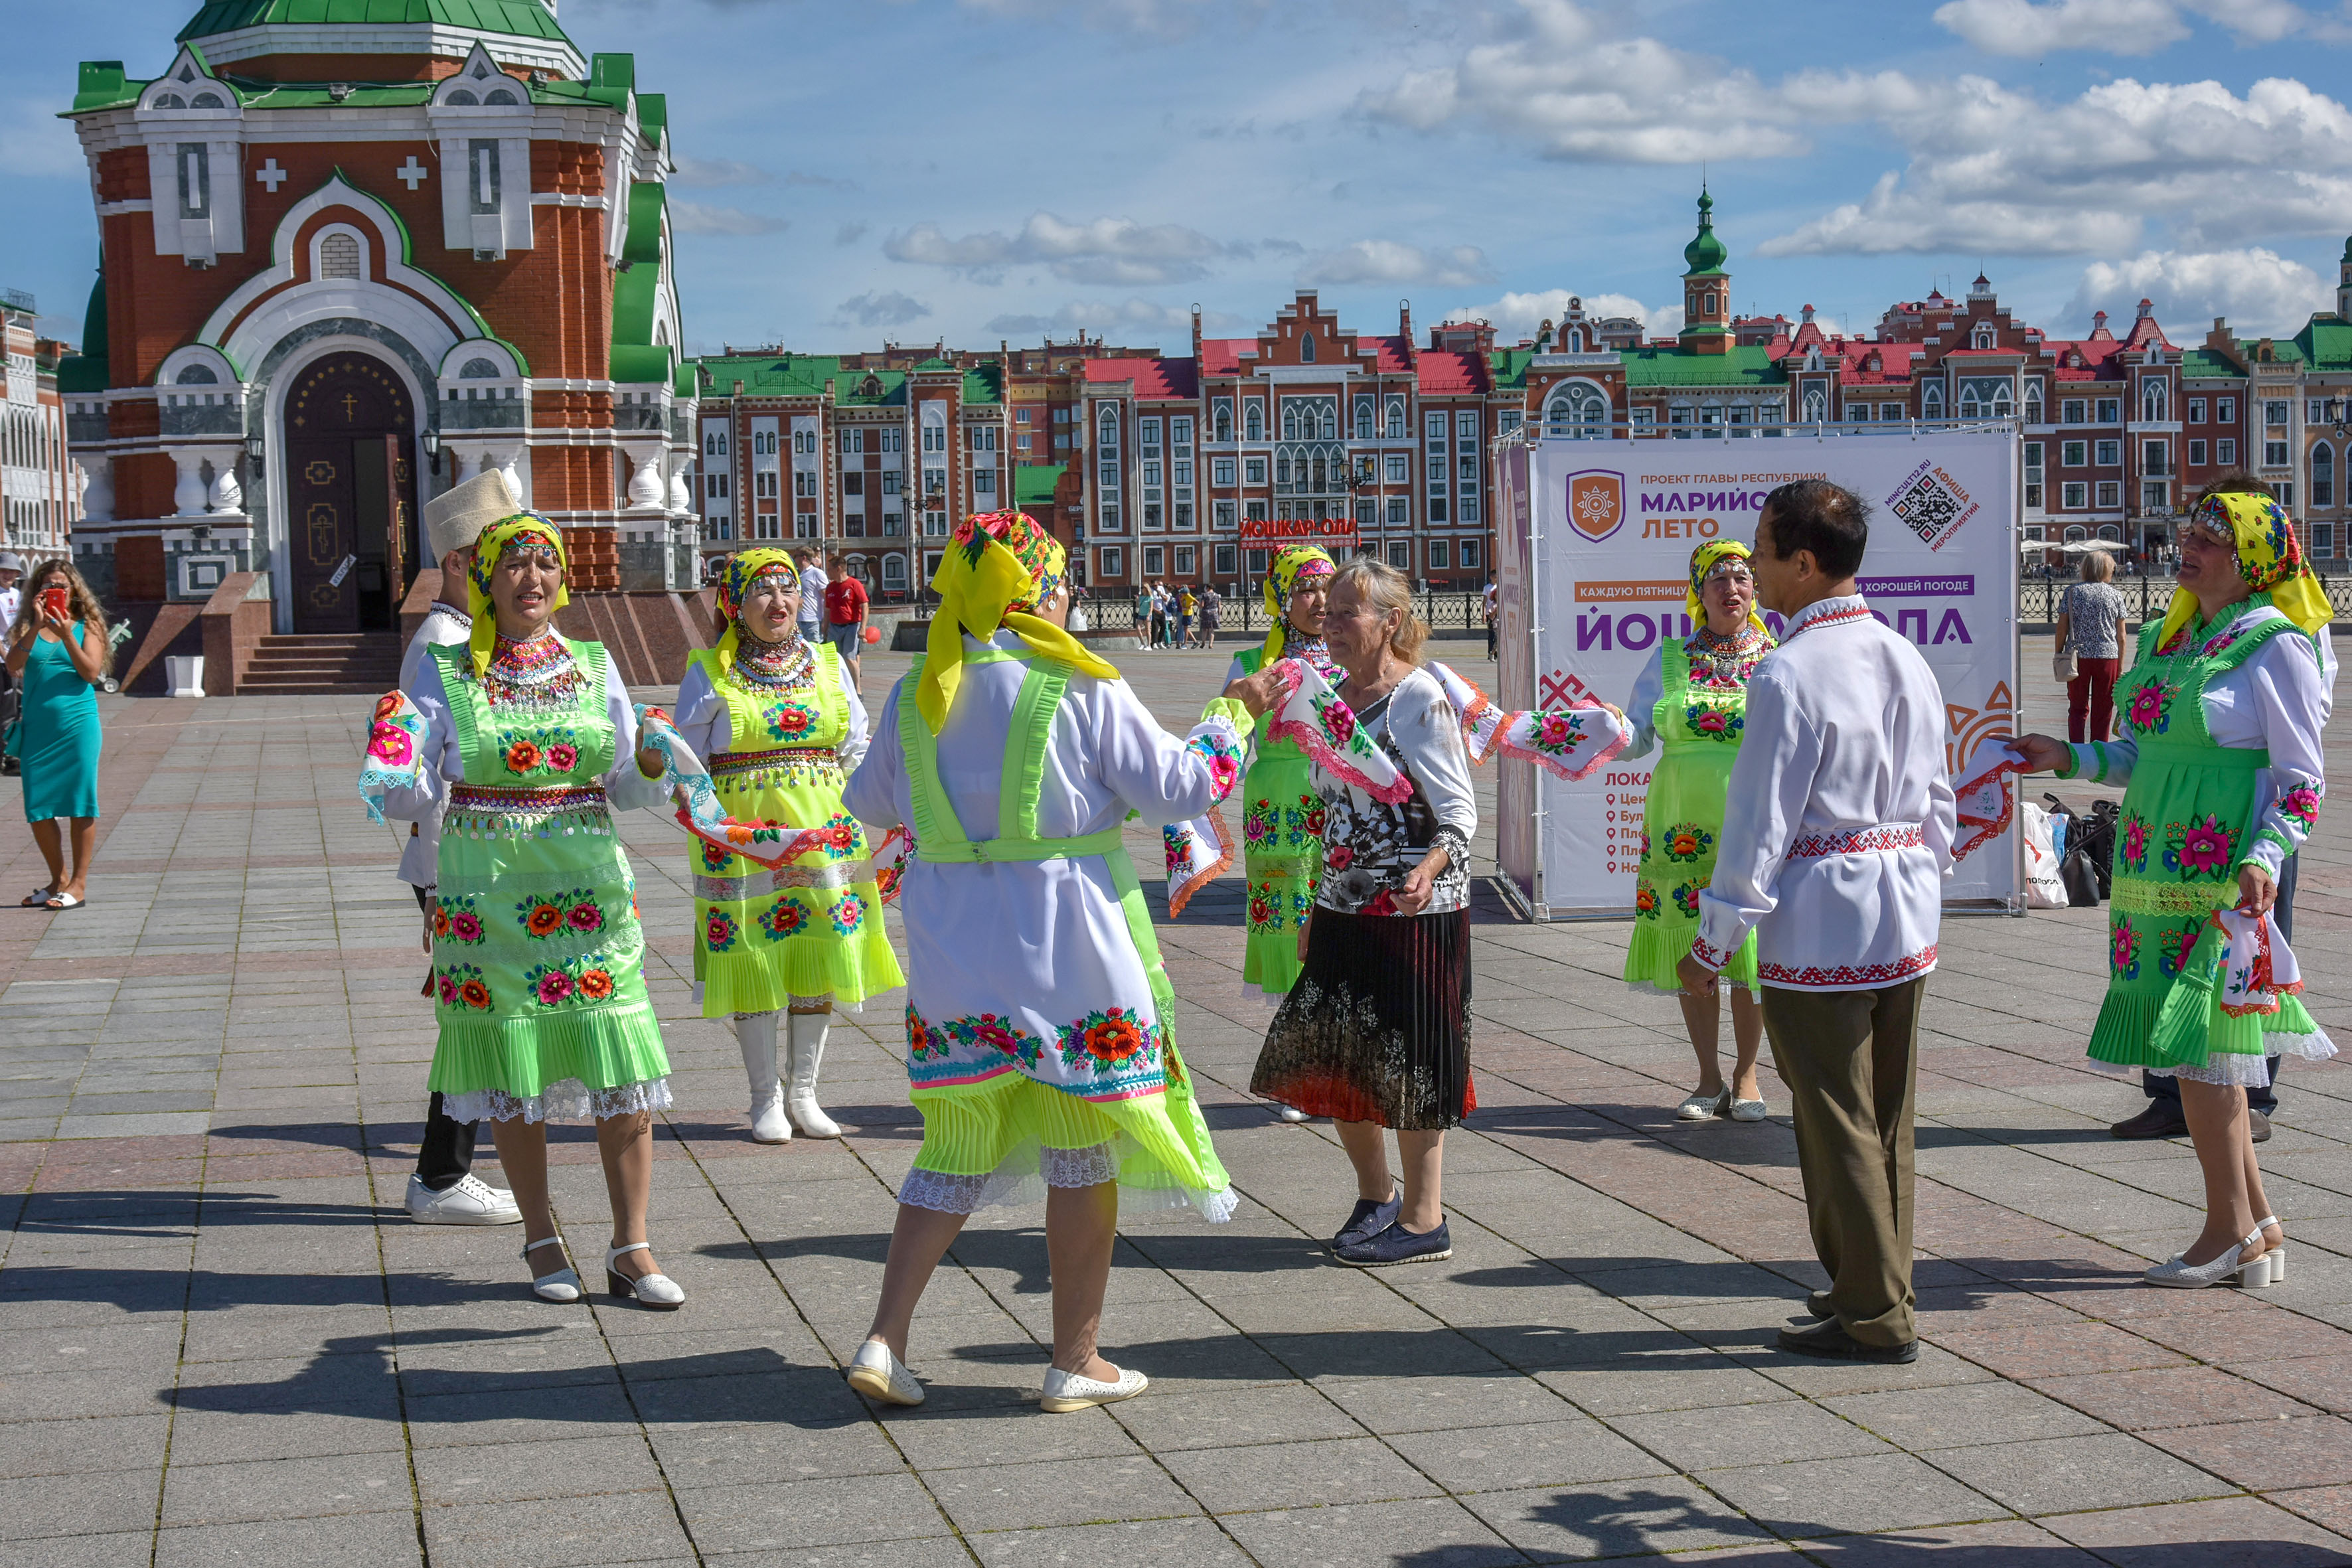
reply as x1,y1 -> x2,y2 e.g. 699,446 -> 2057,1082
1328,555 -> 1428,665
13,558 -> 112,678
2079,550 -> 2115,583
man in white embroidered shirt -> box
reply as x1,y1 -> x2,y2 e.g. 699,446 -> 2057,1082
1677,479 -> 1956,1365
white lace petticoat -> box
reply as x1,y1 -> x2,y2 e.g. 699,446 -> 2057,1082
2085,1027 -> 2337,1089
897,1138 -> 1238,1224
692,983 -> 861,1014
442,1076 -> 673,1125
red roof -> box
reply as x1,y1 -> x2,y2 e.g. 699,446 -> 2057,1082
1414,351 -> 1484,395
1081,356 -> 1198,399
1200,338 -> 1253,376
1366,335 -> 1413,374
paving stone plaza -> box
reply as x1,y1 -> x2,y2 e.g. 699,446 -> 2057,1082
1,636 -> 2349,1565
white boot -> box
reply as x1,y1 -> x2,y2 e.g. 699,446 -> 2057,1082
737,1013 -> 791,1143
786,1010 -> 844,1137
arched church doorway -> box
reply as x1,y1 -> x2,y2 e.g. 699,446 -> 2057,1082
283,351 -> 419,633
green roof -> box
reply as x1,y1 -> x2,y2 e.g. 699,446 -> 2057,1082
961,363 -> 1001,406
71,61 -> 142,113
609,181 -> 671,384
2179,347 -> 2246,378
1486,348 -> 1533,390
1014,464 -> 1064,507
1683,188 -> 1728,277
2242,337 -> 2307,365
1620,343 -> 1782,387
2294,317 -> 2352,370
689,354 -> 908,405
911,356 -> 959,373
178,0 -> 571,44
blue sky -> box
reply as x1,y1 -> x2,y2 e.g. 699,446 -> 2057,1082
4,0 -> 2349,356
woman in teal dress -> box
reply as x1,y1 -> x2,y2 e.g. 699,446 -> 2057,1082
3,559 -> 107,910
374,516 -> 687,1310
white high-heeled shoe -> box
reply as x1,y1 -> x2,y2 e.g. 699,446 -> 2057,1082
524,1235 -> 581,1302
846,1338 -> 924,1406
2258,1215 -> 2286,1282
605,1241 -> 685,1309
2146,1228 -> 2270,1289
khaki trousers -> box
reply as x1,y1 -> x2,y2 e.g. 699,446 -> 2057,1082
1761,977 -> 1925,1348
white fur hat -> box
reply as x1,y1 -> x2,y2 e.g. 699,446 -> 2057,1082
423,469 -> 521,563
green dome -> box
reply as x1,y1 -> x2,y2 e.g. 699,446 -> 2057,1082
1683,188 -> 1728,276
178,0 -> 572,48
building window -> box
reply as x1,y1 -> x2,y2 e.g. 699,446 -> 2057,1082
2219,397 -> 2236,423
1214,500 -> 1235,530
1244,400 -> 1263,441
1215,543 -> 1237,576
2218,439 -> 2237,466
2266,400 -> 2291,429
2187,398 -> 2206,424
1920,385 -> 1942,421
1460,540 -> 1480,570
1214,399 -> 1233,441
2266,439 -> 2291,468
2279,482 -> 2296,510
2314,522 -> 2336,556
2062,481 -> 2088,509
2142,380 -> 2167,422
2094,439 -> 2120,466
1545,382 -> 1607,439
2315,443 -> 2337,509
1098,546 -> 1122,578
1244,457 -> 1266,485
1386,398 -> 1406,440
2189,439 -> 2207,467
1142,545 -> 1164,576
2093,398 -> 2118,424
1140,416 -> 1162,452
2063,400 -> 2086,425
1174,545 -> 1194,574
1429,539 -> 1450,570
1387,499 -> 1407,526
1457,412 -> 1478,440
1388,542 -> 1410,570
2095,480 -> 2122,509
2024,385 -> 2043,424
1355,398 -> 1375,441
2024,441 -> 2043,509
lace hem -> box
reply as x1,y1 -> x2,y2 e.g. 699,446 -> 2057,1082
2085,1028 -> 2335,1088
696,984 -> 861,1015
897,1139 -> 1234,1223
443,1076 -> 673,1125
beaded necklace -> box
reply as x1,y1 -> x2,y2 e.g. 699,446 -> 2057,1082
1684,620 -> 1772,689
1285,633 -> 1337,677
730,626 -> 815,692
481,625 -> 586,713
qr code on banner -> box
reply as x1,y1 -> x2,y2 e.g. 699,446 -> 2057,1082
1887,463 -> 1978,553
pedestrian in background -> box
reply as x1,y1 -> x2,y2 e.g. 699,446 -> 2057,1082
0,552 -> 21,779
1133,582 -> 1152,651
824,555 -> 870,696
5,558 -> 108,911
2057,550 -> 2127,743
1176,586 -> 1194,649
1200,586 -> 1221,649
1483,576 -> 1498,661
796,547 -> 828,647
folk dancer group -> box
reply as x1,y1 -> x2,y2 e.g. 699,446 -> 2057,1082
356,468 -> 2331,1399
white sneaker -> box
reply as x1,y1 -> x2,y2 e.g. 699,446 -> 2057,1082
1041,1363 -> 1148,1413
407,1172 -> 522,1225
846,1339 -> 924,1406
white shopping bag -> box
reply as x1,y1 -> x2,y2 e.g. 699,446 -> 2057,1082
2022,801 -> 2069,909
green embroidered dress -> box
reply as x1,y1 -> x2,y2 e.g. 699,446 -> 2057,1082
1225,640 -> 1337,999
2064,595 -> 2333,1084
674,640 -> 903,1016
1622,626 -> 1773,996
405,633 -> 673,1122
842,634 -> 1246,1219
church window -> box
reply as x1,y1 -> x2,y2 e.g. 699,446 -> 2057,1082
1300,333 -> 1316,363
445,89 -> 478,105
175,364 -> 217,384
468,139 -> 501,214
176,143 -> 209,219
484,88 -> 518,104
2141,379 -> 2167,422
191,92 -> 224,108
319,232 -> 360,280
459,357 -> 500,378
1973,323 -> 1996,349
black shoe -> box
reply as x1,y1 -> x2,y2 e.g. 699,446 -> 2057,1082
1332,1187 -> 1402,1252
1794,1290 -> 1833,1320
1335,1218 -> 1452,1268
1777,1319 -> 1917,1364
2110,1101 -> 2189,1140
2250,1110 -> 2272,1144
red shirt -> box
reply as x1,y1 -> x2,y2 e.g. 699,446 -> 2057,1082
824,577 -> 868,625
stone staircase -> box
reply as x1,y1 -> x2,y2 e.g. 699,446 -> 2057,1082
236,633 -> 406,695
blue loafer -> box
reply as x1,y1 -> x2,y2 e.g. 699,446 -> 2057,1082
1335,1218 -> 1452,1268
1332,1187 -> 1402,1252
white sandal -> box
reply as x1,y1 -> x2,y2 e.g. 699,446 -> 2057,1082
2146,1228 -> 2270,1289
605,1241 -> 684,1309
524,1235 -> 581,1302
1676,1089 -> 1729,1121
2257,1215 -> 2286,1282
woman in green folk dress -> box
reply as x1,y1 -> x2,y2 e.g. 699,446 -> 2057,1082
2017,487 -> 2334,1290
1621,540 -> 1776,1123
674,548 -> 903,1144
382,516 -> 686,1309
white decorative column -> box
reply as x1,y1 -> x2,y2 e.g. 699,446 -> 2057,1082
171,450 -> 208,517
495,447 -> 524,505
626,445 -> 666,511
666,458 -> 693,514
77,457 -> 112,523
207,459 -> 244,514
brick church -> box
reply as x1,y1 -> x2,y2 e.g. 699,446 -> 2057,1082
56,0 -> 694,690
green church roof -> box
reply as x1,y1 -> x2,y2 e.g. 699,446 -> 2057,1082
178,0 -> 572,46
2295,317 -> 2352,370
1682,187 -> 1728,277
1620,343 -> 1782,387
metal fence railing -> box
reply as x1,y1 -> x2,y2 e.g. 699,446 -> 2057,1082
2022,572 -> 2352,623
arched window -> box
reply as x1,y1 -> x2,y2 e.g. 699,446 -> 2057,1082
2141,379 -> 2167,422
1299,333 -> 1316,363
1993,386 -> 2013,417
1312,457 -> 1327,492
320,232 -> 361,280
1543,382 -> 1607,439
1320,408 -> 1336,440
1973,323 -> 1996,350
445,89 -> 478,105
1960,387 -> 1980,419
1275,455 -> 1290,485
2025,384 -> 2043,424
1282,406 -> 1298,441
1354,398 -> 1373,440
2315,442 -> 2337,509
1385,398 -> 1405,439
1922,383 -> 1944,420
175,364 -> 218,384
1245,402 -> 1263,441
460,356 -> 501,379
1566,329 -> 1583,351
1802,387 -> 1826,423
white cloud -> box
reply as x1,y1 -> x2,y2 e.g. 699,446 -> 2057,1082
1299,240 -> 1498,289
832,291 -> 933,327
1357,0 -> 1811,163
835,222 -> 870,247
1439,288 -> 1674,339
886,212 -> 1227,285
669,202 -> 788,236
1932,0 -> 2192,55
671,155 -> 771,187
2068,247 -> 2333,335
1758,74 -> 2352,256
985,298 -> 1245,337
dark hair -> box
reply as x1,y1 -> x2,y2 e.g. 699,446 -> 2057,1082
2193,471 -> 2274,505
1759,479 -> 1868,579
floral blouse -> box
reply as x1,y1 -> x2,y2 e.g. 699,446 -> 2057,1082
1312,666 -> 1478,917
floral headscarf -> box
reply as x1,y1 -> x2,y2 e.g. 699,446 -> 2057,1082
711,547 -> 799,674
1687,538 -> 1768,637
1259,544 -> 1335,664
2158,490 -> 2332,651
465,514 -> 569,677
915,510 -> 1116,733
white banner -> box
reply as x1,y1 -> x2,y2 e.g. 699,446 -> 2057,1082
1522,428 -> 2021,917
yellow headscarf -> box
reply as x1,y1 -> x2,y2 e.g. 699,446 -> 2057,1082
2156,490 -> 2332,653
1260,544 -> 1335,664
1687,538 -> 1769,637
711,547 -> 799,675
915,510 -> 1117,734
466,514 -> 570,678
